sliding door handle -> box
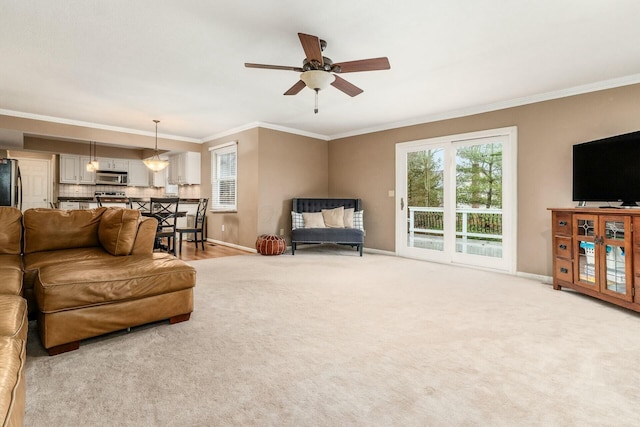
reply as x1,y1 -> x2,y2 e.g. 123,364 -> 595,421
400,197 -> 405,210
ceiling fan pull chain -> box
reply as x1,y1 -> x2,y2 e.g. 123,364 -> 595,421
314,89 -> 319,114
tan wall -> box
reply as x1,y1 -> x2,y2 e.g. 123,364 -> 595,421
0,114 -> 201,153
202,128 -> 260,249
201,127 -> 328,249
257,128 -> 328,238
329,83 -> 640,276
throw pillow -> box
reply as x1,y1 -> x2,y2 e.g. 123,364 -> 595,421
99,208 -> 141,256
353,210 -> 364,231
322,206 -> 345,228
291,211 -> 304,230
343,208 -> 354,228
302,212 -> 326,228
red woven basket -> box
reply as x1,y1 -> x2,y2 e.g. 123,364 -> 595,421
255,234 -> 286,256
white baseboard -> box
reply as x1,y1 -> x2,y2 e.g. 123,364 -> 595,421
516,271 -> 553,284
363,247 -> 396,256
207,238 -> 257,253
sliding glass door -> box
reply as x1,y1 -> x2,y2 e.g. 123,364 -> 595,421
396,127 -> 517,273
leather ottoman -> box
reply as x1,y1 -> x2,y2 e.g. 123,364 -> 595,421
34,253 -> 195,355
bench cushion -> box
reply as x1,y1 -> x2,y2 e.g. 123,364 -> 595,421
35,253 -> 196,313
291,227 -> 364,244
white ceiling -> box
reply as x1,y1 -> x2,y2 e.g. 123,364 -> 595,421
2,1 -> 640,143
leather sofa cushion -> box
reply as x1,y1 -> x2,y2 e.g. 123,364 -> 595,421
35,253 -> 196,313
0,336 -> 25,427
0,207 -> 22,255
0,267 -> 22,296
22,247 -> 110,292
0,254 -> 21,272
0,296 -> 27,342
23,208 -> 107,254
98,208 -> 141,256
0,295 -> 27,425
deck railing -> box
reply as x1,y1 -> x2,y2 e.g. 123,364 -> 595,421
408,207 -> 503,241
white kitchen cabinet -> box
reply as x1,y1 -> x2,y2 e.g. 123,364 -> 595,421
59,155 -> 79,184
168,152 -> 201,185
79,202 -> 99,210
97,157 -> 129,172
128,160 -> 150,187
59,201 -> 80,210
59,154 -> 95,184
151,169 -> 165,187
78,156 -> 96,184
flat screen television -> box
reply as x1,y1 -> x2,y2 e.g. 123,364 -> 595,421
573,130 -> 640,207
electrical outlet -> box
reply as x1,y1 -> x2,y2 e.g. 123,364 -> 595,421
280,228 -> 284,235
221,224 -> 225,232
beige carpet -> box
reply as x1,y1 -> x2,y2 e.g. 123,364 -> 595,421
24,245 -> 640,426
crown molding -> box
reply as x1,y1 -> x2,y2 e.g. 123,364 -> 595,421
328,73 -> 640,140
0,109 -> 201,143
4,73 -> 640,144
202,121 -> 330,142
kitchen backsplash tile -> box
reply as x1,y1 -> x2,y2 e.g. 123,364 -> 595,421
58,184 -> 200,199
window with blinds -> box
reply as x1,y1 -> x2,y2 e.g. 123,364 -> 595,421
210,142 -> 237,211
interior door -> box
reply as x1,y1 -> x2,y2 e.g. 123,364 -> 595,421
396,127 -> 517,273
14,157 -> 52,210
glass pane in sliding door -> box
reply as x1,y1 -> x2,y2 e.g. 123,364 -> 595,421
406,148 -> 445,251
454,142 -> 503,258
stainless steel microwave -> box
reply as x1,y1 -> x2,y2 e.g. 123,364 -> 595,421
95,170 -> 128,186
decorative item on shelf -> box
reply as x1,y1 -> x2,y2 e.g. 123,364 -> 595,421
256,234 -> 287,256
143,119 -> 169,172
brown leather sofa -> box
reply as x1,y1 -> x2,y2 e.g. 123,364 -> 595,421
0,206 -> 197,426
0,207 -> 27,427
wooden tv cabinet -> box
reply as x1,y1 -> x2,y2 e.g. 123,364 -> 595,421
549,208 -> 640,312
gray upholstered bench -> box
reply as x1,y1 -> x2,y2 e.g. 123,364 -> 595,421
291,198 -> 364,256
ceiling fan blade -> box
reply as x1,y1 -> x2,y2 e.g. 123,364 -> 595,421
331,75 -> 363,97
284,80 -> 306,96
298,33 -> 323,66
333,57 -> 391,73
245,63 -> 304,72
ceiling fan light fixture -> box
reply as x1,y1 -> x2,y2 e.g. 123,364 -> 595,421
300,70 -> 335,91
144,120 -> 169,172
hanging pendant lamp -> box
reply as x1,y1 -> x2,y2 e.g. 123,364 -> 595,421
86,141 -> 95,172
91,141 -> 99,170
143,120 -> 169,172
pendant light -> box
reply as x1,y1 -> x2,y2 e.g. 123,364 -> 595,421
143,119 -> 169,172
86,141 -> 95,172
91,141 -> 99,170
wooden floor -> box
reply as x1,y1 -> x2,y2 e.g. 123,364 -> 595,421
174,240 -> 253,261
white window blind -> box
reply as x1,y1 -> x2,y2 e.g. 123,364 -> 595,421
210,143 -> 237,211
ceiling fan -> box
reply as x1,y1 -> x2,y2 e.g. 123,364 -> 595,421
245,33 -> 391,113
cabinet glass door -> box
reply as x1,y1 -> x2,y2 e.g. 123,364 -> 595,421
600,217 -> 632,301
575,215 -> 598,289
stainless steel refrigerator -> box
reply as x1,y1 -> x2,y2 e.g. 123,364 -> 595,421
0,158 -> 21,208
